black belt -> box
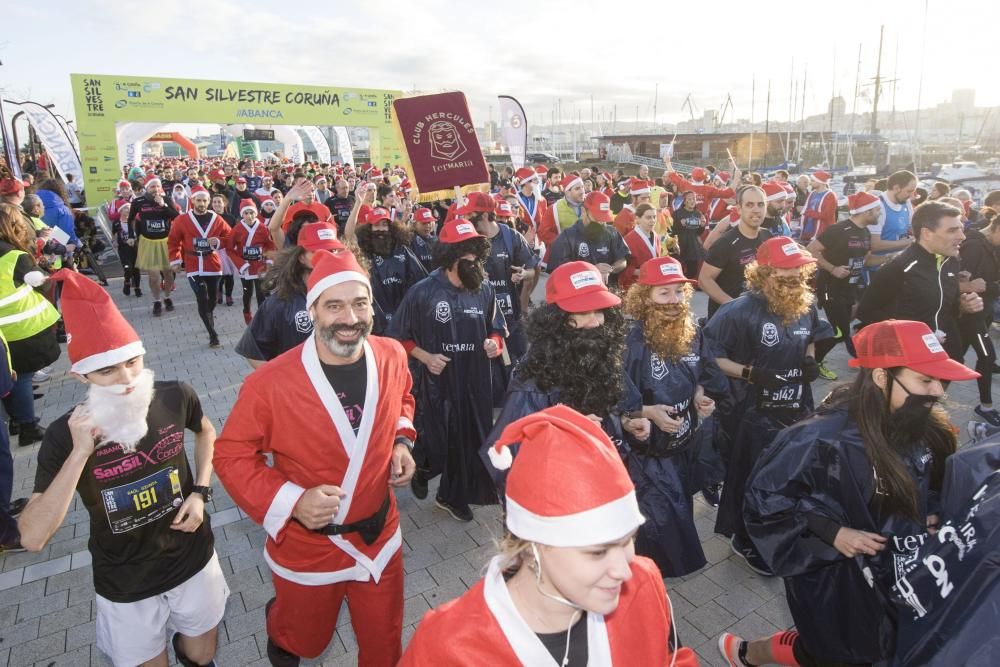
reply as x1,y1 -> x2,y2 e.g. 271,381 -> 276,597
312,494 -> 390,545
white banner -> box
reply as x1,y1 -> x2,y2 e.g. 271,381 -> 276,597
15,101 -> 84,185
498,95 -> 528,170
300,126 -> 331,164
332,127 -> 353,166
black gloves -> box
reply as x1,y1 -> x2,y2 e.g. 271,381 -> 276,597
801,356 -> 820,383
749,366 -> 788,390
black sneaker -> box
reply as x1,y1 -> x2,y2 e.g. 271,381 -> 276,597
135,286 -> 143,298
17,422 -> 45,447
435,497 -> 474,522
209,337 -> 221,349
8,420 -> 19,436
153,301 -> 162,316
974,406 -> 1000,428
164,298 -> 174,312
266,638 -> 300,667
9,497 -> 28,516
122,283 -> 131,296
410,469 -> 428,500
701,484 -> 722,508
730,535 -> 773,577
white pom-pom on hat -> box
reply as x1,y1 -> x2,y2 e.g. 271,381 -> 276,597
23,271 -> 46,287
488,443 -> 513,470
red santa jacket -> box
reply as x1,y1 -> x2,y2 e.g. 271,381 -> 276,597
225,217 -> 276,278
621,227 -> 658,290
667,172 -> 735,218
800,188 -> 838,241
166,211 -> 231,276
400,555 -> 699,666
213,335 -> 417,585
516,190 -> 548,235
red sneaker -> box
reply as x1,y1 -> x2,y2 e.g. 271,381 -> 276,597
718,633 -> 745,667
243,311 -> 252,325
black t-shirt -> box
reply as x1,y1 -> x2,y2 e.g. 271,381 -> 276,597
705,226 -> 771,314
321,354 -> 367,433
537,613 -> 588,666
325,195 -> 356,236
817,220 -> 871,289
33,381 -> 213,603
127,196 -> 179,240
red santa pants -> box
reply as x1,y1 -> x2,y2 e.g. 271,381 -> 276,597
267,551 -> 404,665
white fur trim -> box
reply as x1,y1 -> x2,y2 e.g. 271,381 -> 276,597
262,481 -> 306,540
306,271 -> 371,308
23,271 -> 46,287
488,444 -> 513,470
505,491 -> 645,547
71,340 -> 146,375
850,199 -> 882,215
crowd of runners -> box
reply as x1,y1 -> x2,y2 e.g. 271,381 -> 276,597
0,153 -> 997,666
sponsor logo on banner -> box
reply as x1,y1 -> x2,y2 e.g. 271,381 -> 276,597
435,301 -> 452,323
761,322 -> 780,347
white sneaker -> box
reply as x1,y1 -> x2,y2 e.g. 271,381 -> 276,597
32,371 -> 50,383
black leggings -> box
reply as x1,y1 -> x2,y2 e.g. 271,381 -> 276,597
188,276 -> 219,340
118,242 -> 141,289
815,296 -> 857,363
241,278 -> 265,313
960,320 -> 996,405
220,274 -> 234,298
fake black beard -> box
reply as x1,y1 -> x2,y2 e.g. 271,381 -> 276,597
887,393 -> 940,451
584,221 -> 606,242
457,258 -> 486,291
361,230 -> 395,257
552,324 -> 623,416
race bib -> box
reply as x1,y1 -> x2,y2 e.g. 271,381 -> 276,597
192,237 -> 213,256
848,256 -> 865,284
758,381 -> 804,411
495,292 -> 514,316
100,466 -> 184,534
242,245 -> 263,261
145,219 -> 167,234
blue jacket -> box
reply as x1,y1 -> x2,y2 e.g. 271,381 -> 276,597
36,189 -> 80,247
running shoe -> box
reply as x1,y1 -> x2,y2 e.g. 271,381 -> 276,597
817,362 -> 837,381
730,535 -> 774,576
209,337 -> 221,349
226,296 -> 234,306
718,632 -> 747,667
974,406 -> 1000,428
0,538 -> 25,554
435,497 -> 474,522
701,484 -> 722,508
410,470 -> 428,500
122,283 -> 130,296
153,301 -> 162,316
968,420 -> 988,445
32,370 -> 50,383
135,286 -> 142,298
164,298 -> 174,312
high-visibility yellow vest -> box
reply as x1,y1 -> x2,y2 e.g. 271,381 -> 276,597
0,250 -> 60,342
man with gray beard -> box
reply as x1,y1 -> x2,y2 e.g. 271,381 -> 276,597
214,249 -> 417,666
19,270 -> 225,667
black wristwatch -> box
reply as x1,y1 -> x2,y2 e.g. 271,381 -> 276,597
393,436 -> 415,452
191,485 -> 213,502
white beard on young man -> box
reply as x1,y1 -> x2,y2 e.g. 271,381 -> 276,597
85,368 -> 156,453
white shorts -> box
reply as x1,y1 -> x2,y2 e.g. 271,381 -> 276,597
95,551 -> 230,667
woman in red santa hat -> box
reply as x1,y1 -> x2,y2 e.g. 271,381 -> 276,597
224,198 -> 276,325
401,404 -> 698,667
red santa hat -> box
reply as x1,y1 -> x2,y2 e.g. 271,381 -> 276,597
306,249 -> 371,308
848,191 -> 881,215
487,405 -> 645,547
691,167 -> 707,182
781,182 -> 796,197
534,164 -> 548,175
811,170 -> 832,184
50,269 -> 145,375
629,179 -> 651,197
514,167 -> 539,183
144,174 -> 162,189
762,182 -> 786,202
116,179 -> 131,190
259,195 -> 276,210
239,199 -> 258,216
189,185 -> 211,200
717,170 -> 731,184
560,173 -> 583,192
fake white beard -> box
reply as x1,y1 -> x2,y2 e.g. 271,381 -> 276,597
85,368 -> 155,453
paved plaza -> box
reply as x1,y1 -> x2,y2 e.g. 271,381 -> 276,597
0,276 -> 988,666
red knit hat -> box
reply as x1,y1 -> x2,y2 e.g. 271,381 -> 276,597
850,320 -> 979,381
545,261 -> 620,312
51,269 -> 145,375
638,256 -> 696,286
306,249 -> 371,308
487,405 -> 645,547
297,222 -> 342,251
438,219 -> 484,244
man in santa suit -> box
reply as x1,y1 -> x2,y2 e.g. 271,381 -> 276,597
799,170 -> 838,243
401,405 -> 697,667
167,185 -> 230,347
224,199 -> 276,325
664,156 -> 738,220
213,250 -> 417,667
612,178 -> 652,237
514,167 -> 547,310
538,173 -> 587,247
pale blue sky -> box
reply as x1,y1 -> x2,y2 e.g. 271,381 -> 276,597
3,0 -> 996,130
